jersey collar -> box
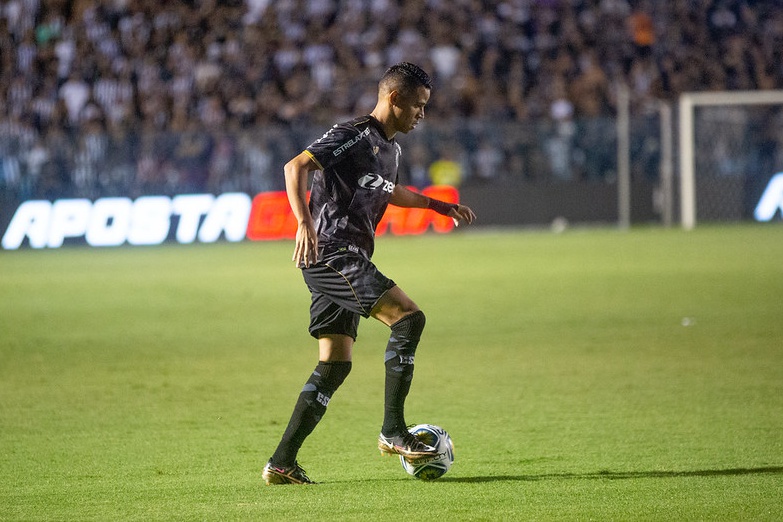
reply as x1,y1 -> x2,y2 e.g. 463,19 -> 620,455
366,114 -> 395,142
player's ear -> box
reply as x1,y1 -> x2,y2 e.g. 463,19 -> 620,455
388,90 -> 401,107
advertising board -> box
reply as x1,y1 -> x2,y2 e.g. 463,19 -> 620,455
1,186 -> 459,250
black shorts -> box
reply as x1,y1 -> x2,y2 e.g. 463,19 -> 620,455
301,248 -> 395,340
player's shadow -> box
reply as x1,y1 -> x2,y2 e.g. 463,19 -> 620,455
443,465 -> 783,483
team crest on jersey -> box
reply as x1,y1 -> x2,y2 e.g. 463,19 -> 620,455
373,146 -> 380,155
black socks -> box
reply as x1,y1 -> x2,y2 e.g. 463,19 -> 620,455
271,360 -> 352,467
382,310 -> 426,436
271,311 -> 426,465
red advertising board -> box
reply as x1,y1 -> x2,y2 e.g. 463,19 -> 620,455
1,186 -> 460,249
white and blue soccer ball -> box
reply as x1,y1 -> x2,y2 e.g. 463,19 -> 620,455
400,424 -> 455,480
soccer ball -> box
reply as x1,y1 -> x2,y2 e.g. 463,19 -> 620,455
400,424 -> 455,480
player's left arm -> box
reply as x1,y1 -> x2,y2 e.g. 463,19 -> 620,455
390,184 -> 476,226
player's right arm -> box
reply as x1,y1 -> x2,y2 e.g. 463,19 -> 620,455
284,151 -> 320,267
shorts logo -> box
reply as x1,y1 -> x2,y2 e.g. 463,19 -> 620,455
358,173 -> 395,193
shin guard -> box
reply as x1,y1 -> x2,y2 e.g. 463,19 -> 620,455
382,310 -> 426,436
271,360 -> 352,466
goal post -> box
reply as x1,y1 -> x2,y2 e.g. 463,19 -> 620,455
679,90 -> 783,230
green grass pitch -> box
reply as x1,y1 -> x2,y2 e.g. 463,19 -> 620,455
1,225 -> 782,521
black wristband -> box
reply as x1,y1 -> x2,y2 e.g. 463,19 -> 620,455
427,198 -> 458,216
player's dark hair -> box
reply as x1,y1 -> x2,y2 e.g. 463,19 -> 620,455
380,62 -> 432,95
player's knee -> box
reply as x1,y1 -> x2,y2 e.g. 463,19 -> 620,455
323,360 -> 352,390
308,360 -> 352,397
390,310 -> 426,342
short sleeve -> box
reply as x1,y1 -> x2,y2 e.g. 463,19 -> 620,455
305,123 -> 360,171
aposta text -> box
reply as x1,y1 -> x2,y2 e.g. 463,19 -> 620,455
2,186 -> 459,249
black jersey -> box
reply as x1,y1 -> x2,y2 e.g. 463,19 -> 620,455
304,115 -> 401,259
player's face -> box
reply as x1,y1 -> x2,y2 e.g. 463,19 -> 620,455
393,86 -> 430,134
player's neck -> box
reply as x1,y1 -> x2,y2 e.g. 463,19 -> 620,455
369,108 -> 397,140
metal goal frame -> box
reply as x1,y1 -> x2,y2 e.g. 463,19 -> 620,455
679,90 -> 783,230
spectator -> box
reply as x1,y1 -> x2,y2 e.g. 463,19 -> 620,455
174,120 -> 213,193
21,137 -> 50,200
473,138 -> 505,184
429,143 -> 465,187
545,76 -> 577,181
0,0 -> 781,201
403,141 -> 432,189
58,71 -> 90,125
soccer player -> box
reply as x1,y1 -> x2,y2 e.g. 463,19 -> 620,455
263,62 -> 476,485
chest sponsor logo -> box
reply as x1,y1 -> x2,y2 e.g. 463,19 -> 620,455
358,173 -> 394,193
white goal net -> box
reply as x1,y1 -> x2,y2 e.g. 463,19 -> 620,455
678,90 -> 783,229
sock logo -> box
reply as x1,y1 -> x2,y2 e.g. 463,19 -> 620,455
316,392 -> 331,407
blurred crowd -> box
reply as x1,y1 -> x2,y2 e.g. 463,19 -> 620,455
1,0 -> 782,200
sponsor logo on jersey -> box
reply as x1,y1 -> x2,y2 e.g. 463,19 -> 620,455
358,173 -> 385,189
333,127 -> 371,157
357,173 -> 395,193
